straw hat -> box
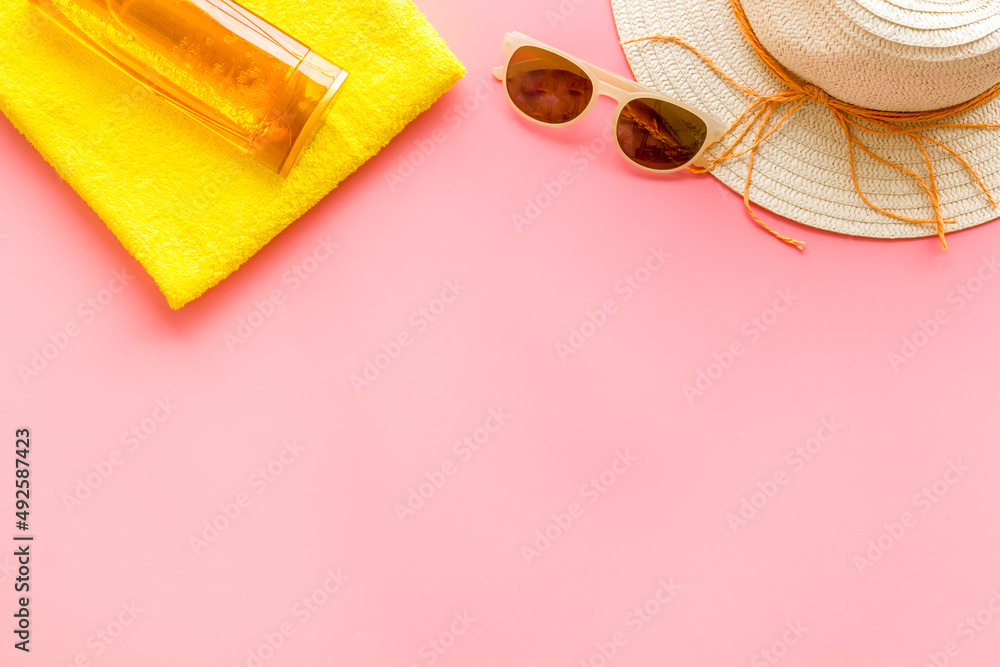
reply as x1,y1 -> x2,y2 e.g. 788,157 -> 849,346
612,0 -> 1000,239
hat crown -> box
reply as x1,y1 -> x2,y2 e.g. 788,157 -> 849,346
741,0 -> 1000,111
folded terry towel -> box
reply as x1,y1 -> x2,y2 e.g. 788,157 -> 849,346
0,0 -> 464,308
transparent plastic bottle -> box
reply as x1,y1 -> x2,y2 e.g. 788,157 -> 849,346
29,0 -> 349,176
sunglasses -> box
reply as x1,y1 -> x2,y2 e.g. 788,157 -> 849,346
493,32 -> 724,172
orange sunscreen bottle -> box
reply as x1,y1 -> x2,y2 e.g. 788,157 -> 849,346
29,0 -> 349,176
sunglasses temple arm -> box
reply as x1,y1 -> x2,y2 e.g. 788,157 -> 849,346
691,154 -> 712,168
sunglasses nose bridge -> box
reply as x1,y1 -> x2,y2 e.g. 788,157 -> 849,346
594,81 -> 631,107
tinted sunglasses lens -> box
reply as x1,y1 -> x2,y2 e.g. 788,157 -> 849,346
506,46 -> 594,124
617,97 -> 708,170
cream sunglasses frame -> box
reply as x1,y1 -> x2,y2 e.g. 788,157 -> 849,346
493,31 -> 725,172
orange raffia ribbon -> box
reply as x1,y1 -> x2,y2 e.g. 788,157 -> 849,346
623,0 -> 1000,250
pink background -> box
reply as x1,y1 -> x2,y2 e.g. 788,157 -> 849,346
4,1 -> 1000,666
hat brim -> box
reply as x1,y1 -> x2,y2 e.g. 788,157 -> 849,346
612,0 -> 1000,239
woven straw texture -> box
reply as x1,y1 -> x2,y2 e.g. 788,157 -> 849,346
611,0 -> 1000,239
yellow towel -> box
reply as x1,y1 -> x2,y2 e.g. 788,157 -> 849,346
0,0 -> 464,308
